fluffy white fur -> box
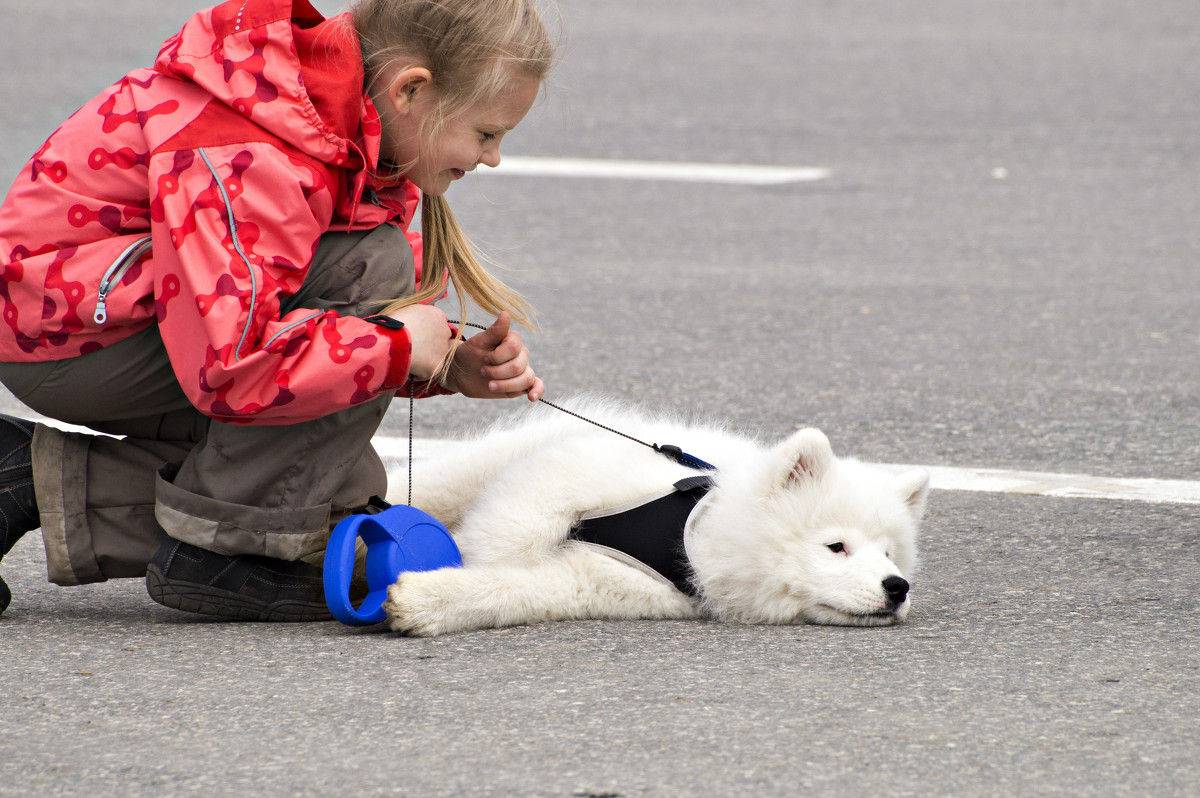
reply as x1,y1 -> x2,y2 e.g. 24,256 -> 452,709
383,398 -> 929,636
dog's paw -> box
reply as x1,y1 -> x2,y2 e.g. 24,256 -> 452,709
383,570 -> 459,637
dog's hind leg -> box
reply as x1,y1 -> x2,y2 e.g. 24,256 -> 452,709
384,543 -> 700,636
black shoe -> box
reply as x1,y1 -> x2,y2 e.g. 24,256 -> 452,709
146,535 -> 332,622
0,415 -> 39,616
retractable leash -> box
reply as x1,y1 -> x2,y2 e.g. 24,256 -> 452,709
322,383 -> 462,627
453,320 -> 718,471
323,320 -> 716,626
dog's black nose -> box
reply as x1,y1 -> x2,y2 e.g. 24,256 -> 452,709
882,575 -> 909,605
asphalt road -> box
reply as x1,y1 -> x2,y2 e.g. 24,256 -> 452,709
1,1 -> 1197,796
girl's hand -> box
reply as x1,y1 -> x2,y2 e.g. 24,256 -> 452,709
386,304 -> 453,382
443,312 -> 544,401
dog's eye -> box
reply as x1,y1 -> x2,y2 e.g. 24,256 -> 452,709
826,542 -> 846,554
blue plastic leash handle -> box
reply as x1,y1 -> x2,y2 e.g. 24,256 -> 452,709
323,504 -> 462,626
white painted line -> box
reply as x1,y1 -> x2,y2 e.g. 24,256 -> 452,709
381,437 -> 1200,506
885,464 -> 1200,505
374,435 -> 464,462
24,417 -> 118,438
481,156 -> 832,185
27,419 -> 1199,506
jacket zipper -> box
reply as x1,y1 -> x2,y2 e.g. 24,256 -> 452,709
95,235 -> 153,324
264,310 -> 324,349
199,147 -> 257,362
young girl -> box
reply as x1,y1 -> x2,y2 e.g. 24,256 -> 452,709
0,0 -> 555,620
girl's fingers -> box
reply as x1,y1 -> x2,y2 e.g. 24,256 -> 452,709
481,347 -> 529,380
473,312 -> 512,353
481,332 -> 525,367
488,366 -> 539,397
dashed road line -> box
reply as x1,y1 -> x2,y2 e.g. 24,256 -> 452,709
380,437 -> 1200,506
481,156 -> 832,185
26,418 -> 1198,506
884,463 -> 1200,505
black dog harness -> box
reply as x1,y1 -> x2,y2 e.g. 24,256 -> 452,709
569,475 -> 715,597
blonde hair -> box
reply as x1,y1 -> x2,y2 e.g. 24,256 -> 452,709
352,0 -> 556,345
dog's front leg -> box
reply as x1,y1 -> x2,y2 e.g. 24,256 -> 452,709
384,543 -> 700,636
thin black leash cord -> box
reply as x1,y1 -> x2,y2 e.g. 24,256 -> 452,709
535,397 -> 716,470
402,320 -> 716,505
408,380 -> 415,506
449,321 -> 714,469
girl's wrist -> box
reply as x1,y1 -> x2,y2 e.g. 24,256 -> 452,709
433,369 -> 456,393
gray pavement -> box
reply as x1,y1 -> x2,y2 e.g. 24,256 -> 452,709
1,1 -> 1198,795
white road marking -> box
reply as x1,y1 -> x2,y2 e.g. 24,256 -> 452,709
380,437 -> 1200,506
884,464 -> 1200,505
481,156 -> 832,185
27,418 -> 1199,506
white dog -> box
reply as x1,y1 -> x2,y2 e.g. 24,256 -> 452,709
384,398 -> 929,636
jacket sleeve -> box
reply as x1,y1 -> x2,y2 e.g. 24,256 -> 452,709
149,140 -> 413,425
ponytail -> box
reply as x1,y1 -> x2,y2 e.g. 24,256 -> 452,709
380,193 -> 536,381
382,192 -> 535,328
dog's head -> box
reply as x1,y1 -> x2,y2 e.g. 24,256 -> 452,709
685,428 -> 928,626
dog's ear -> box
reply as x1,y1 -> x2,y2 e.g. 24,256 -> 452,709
775,428 -> 834,489
893,468 -> 930,519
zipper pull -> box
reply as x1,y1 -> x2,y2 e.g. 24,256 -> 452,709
93,234 -> 152,326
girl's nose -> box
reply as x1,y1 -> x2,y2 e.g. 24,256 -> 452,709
478,146 -> 501,169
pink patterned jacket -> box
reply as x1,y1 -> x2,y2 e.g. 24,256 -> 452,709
0,0 -> 434,425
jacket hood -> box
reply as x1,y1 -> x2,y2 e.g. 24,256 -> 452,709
153,0 -> 381,173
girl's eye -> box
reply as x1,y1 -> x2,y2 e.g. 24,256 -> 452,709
480,132 -> 497,142
826,542 -> 846,554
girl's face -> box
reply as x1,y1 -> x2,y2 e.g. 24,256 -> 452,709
379,69 -> 540,196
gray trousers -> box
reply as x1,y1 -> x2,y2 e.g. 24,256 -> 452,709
0,225 -> 415,585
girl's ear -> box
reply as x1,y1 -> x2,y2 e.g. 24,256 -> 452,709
384,66 -> 434,116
